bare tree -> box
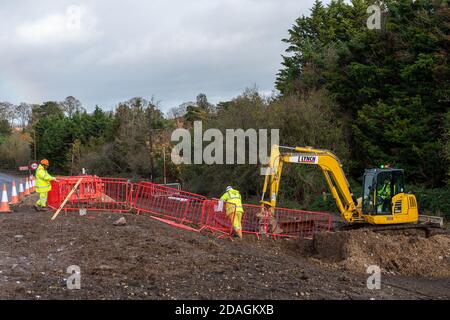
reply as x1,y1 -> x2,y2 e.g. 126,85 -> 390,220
112,97 -> 166,179
0,101 -> 16,126
196,93 -> 212,111
167,104 -> 188,119
15,103 -> 32,130
61,96 -> 85,116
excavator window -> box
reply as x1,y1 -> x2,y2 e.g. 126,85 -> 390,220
392,171 -> 405,196
362,173 -> 376,214
376,172 -> 393,214
362,169 -> 405,215
372,170 -> 405,215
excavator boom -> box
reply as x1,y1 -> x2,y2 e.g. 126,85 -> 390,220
261,145 -> 361,223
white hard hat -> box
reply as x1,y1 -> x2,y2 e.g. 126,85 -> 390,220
226,186 -> 233,192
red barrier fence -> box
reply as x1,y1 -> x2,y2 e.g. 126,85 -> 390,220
265,206 -> 332,238
132,183 -> 237,237
48,176 -> 333,239
133,181 -> 206,224
238,204 -> 333,239
48,176 -> 132,213
202,199 -> 236,237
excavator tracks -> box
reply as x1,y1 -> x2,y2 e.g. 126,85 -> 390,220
334,222 -> 446,238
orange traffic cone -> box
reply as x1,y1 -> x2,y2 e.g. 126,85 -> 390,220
24,178 -> 30,196
10,181 -> 19,205
30,176 -> 35,193
18,179 -> 24,200
0,184 -> 11,213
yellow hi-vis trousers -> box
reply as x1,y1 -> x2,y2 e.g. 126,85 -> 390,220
226,207 -> 243,232
233,211 -> 243,232
36,192 -> 48,207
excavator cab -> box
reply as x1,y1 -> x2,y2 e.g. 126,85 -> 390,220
361,168 -> 418,224
362,168 -> 405,215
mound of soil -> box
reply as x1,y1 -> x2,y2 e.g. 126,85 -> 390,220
1,207 -> 449,299
305,230 -> 450,277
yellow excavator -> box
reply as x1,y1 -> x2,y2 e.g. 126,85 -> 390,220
260,145 -> 442,229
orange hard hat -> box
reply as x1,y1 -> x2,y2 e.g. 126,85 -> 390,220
40,159 -> 49,166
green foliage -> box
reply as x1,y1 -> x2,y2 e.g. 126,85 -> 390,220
0,132 -> 31,168
32,101 -> 64,121
179,88 -> 351,207
29,97 -> 172,179
407,185 -> 450,219
80,98 -> 169,178
444,110 -> 450,183
276,0 -> 370,94
184,105 -> 206,123
0,119 -> 11,136
277,0 -> 450,187
33,103 -> 115,173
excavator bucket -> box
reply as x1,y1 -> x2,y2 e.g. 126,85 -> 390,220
258,206 -> 283,235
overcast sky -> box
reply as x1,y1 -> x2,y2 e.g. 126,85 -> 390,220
0,0 -> 323,112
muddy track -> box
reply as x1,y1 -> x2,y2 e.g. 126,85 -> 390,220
0,207 -> 448,300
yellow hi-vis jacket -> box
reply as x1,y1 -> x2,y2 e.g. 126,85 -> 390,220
379,181 -> 391,199
220,188 -> 244,216
35,164 -> 54,193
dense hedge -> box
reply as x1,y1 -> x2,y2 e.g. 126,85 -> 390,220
408,185 -> 450,219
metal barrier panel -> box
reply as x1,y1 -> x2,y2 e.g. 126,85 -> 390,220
70,177 -> 132,212
240,204 -> 333,239
48,177 -> 87,208
48,176 -> 132,212
269,207 -> 333,238
133,182 -> 206,224
241,204 -> 267,235
134,184 -> 234,236
185,199 -> 208,225
202,199 -> 236,236
47,180 -> 62,208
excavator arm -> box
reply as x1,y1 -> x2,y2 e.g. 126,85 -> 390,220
261,145 -> 362,223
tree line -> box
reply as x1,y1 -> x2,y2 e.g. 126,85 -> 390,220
277,0 -> 449,187
0,0 -> 448,216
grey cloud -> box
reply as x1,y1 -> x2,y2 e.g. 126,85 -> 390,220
0,0 -> 322,112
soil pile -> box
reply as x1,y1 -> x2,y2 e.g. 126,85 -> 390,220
308,230 -> 450,277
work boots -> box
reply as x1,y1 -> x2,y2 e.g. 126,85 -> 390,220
34,205 -> 49,212
232,229 -> 243,239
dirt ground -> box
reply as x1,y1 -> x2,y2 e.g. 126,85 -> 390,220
0,204 -> 449,300
304,229 -> 450,278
